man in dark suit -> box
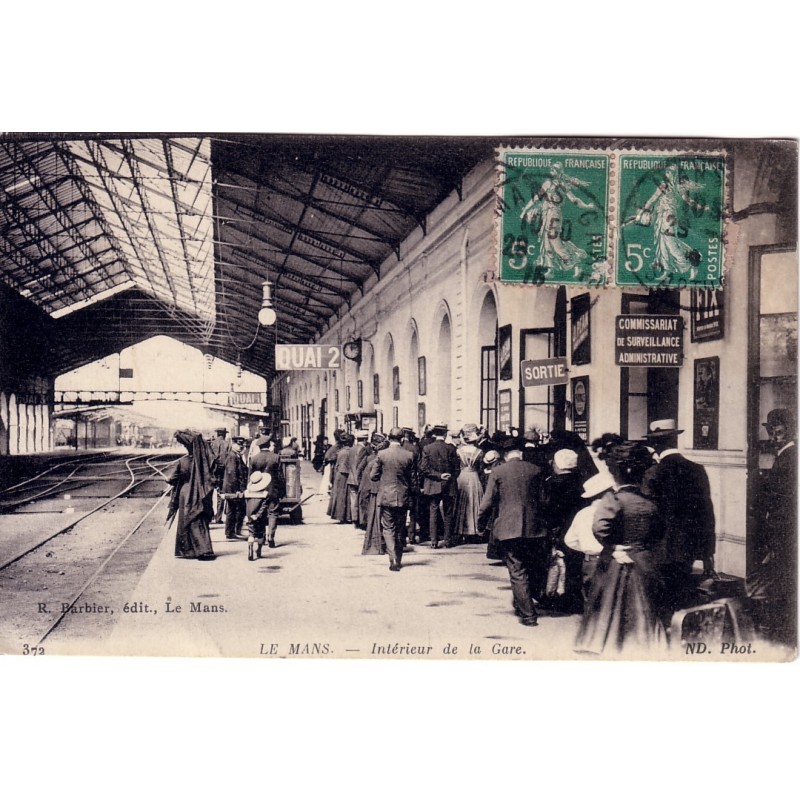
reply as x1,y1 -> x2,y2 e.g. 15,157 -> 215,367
222,436 -> 249,541
749,408 -> 797,645
477,437 -> 546,626
209,427 -> 231,523
419,424 -> 460,548
641,419 -> 716,620
370,427 -> 417,571
249,437 -> 286,549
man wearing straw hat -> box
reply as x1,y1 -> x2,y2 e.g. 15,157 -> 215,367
642,419 -> 716,620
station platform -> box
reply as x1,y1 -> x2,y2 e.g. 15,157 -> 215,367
38,459 -> 584,660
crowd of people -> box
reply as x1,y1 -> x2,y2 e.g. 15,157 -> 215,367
163,407 -> 796,654
167,426 -> 300,562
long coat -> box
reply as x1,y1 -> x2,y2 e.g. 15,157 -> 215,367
370,442 -> 416,508
642,452 -> 715,567
419,439 -> 460,497
477,458 -> 544,541
222,450 -> 248,494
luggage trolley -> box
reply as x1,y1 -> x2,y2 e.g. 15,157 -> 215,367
279,453 -> 306,524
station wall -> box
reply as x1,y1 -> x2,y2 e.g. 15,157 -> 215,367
274,143 -> 797,579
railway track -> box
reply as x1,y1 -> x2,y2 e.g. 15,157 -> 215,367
0,453 -> 180,649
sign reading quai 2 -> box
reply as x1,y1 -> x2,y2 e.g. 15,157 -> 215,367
275,344 -> 342,370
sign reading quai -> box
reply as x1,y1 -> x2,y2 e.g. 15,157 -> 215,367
520,357 -> 568,387
275,344 -> 342,370
615,315 -> 684,366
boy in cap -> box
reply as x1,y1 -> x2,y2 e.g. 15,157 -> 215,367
244,471 -> 274,560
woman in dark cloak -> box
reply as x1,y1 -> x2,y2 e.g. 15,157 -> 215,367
574,442 -> 665,655
312,434 -> 328,473
166,430 -> 216,560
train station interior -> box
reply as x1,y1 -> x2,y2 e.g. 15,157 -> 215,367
2,13 -> 798,799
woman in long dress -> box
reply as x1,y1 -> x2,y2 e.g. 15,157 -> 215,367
166,430 -> 216,560
454,431 -> 484,542
329,434 -> 353,522
575,442 -> 665,655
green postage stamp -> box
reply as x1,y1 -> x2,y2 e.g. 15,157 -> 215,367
617,154 -> 725,288
497,150 -> 610,286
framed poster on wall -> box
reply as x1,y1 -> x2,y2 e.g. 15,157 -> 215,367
498,389 -> 512,431
373,373 -> 380,405
691,288 -> 725,343
392,366 -> 400,401
571,376 -> 590,443
693,356 -> 720,449
418,356 -> 427,396
498,324 -> 513,381
571,293 -> 591,365
357,380 -> 363,408
392,406 -> 399,428
418,402 -> 426,431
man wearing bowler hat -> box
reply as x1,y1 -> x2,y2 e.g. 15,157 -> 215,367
748,408 -> 797,644
370,427 -> 417,571
641,419 -> 716,621
477,436 -> 547,626
419,424 -> 461,548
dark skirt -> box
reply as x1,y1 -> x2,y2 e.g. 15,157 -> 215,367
174,488 -> 214,559
454,469 -> 483,539
362,494 -> 386,555
575,555 -> 665,655
329,470 -> 350,521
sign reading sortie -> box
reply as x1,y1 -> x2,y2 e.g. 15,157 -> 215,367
520,357 -> 569,388
275,344 -> 342,370
615,315 -> 684,367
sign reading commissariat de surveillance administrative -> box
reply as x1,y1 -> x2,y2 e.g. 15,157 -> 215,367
615,315 -> 684,367
276,344 -> 342,370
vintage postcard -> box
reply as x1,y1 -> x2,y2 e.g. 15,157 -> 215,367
0,134 -> 796,662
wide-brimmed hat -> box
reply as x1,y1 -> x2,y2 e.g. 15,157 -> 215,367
460,423 -> 479,442
431,424 -> 448,437
643,419 -> 684,439
483,450 -> 500,466
231,436 -> 246,445
247,471 -> 271,492
371,432 -> 387,446
214,427 -> 228,435
255,435 -> 271,449
581,471 -> 615,498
